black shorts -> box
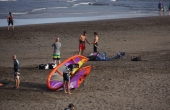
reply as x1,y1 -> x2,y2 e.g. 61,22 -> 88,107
63,73 -> 70,81
8,20 -> 13,26
93,43 -> 98,52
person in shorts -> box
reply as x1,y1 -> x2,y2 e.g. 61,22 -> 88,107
13,55 -> 20,89
78,31 -> 90,55
168,3 -> 170,15
52,38 -> 61,65
7,12 -> 14,30
90,32 -> 99,53
63,64 -> 79,94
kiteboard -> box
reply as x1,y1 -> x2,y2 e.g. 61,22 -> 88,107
47,55 -> 88,90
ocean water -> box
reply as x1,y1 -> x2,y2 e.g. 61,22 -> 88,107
0,0 -> 169,26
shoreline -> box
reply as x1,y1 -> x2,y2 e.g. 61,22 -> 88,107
0,12 -> 160,27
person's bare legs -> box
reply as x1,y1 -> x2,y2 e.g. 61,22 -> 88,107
53,60 -> 56,64
14,74 -> 20,89
78,49 -> 82,55
57,60 -> 60,65
12,25 -> 14,30
14,78 -> 18,88
160,10 -> 162,16
16,78 -> 20,89
8,25 -> 10,30
79,49 -> 84,55
81,50 -> 84,55
67,82 -> 71,94
63,81 -> 67,93
14,77 -> 16,88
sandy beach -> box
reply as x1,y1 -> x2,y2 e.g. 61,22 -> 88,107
0,16 -> 170,110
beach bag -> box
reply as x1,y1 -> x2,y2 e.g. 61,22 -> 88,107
49,63 -> 57,69
87,52 -> 99,61
87,55 -> 97,61
113,52 -> 126,59
96,52 -> 106,60
131,56 -> 141,61
96,52 -> 111,61
39,64 -> 49,69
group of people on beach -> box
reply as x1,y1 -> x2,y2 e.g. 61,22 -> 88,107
12,54 -> 75,108
158,0 -> 170,16
78,31 -> 99,55
52,31 -> 99,65
51,31 -> 99,94
12,31 -> 99,93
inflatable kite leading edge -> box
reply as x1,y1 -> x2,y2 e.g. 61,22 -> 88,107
57,65 -> 92,91
46,55 -> 88,90
69,65 -> 92,89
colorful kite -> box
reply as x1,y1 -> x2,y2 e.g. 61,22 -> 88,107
46,55 -> 90,90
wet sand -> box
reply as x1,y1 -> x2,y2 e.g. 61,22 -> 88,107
0,16 -> 170,110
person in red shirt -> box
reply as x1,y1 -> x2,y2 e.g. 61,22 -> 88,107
7,12 -> 14,30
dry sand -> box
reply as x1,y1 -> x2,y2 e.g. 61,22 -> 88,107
0,16 -> 170,110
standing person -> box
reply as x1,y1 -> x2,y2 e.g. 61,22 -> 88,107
158,0 -> 163,15
7,12 -> 14,30
168,3 -> 170,15
162,5 -> 166,15
63,64 -> 79,94
13,55 -> 20,89
90,32 -> 99,53
52,38 -> 61,65
63,67 -> 71,94
78,31 -> 90,55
